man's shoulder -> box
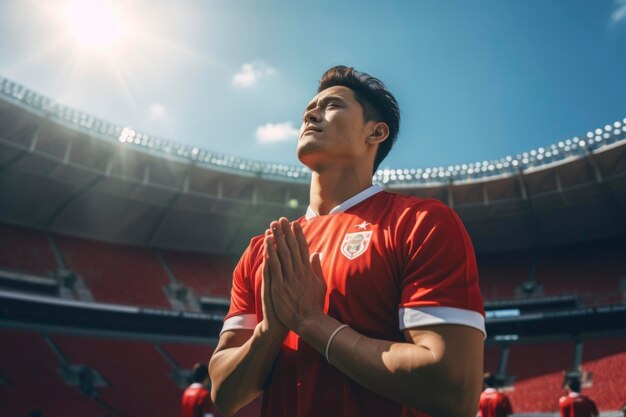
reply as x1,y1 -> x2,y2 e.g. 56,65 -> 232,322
184,384 -> 209,394
579,394 -> 596,404
377,191 -> 452,214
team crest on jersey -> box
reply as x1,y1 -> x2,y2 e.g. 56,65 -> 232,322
340,231 -> 372,260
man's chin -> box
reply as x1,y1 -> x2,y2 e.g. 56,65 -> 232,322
296,142 -> 324,167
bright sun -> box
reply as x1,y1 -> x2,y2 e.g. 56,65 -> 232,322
65,0 -> 129,51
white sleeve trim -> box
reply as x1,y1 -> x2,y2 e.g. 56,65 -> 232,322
399,306 -> 486,338
220,314 -> 258,335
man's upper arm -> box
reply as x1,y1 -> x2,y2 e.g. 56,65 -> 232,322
213,329 -> 254,357
403,324 -> 484,412
404,324 -> 484,376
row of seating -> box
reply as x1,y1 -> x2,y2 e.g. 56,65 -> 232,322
1,222 -> 624,309
483,336 -> 626,412
0,223 -> 234,308
2,326 -> 623,416
0,327 -> 260,417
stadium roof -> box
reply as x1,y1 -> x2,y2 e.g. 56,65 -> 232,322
2,77 -> 625,186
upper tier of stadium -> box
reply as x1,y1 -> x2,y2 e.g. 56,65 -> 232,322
2,77 -> 625,185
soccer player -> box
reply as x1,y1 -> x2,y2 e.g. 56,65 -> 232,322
558,378 -> 599,417
181,363 -> 214,417
209,66 -> 485,417
478,373 -> 513,417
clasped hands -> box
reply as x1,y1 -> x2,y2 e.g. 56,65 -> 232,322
261,217 -> 327,336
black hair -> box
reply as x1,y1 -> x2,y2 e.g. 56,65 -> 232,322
191,362 -> 209,383
483,373 -> 498,388
318,65 -> 400,173
566,377 -> 581,393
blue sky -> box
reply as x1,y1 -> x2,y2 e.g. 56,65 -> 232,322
1,0 -> 625,170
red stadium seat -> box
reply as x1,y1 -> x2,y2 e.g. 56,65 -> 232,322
506,340 -> 574,413
0,328 -> 118,417
52,334 -> 182,417
0,222 -> 57,277
55,235 -> 172,308
477,251 -> 532,301
581,336 -> 626,410
161,249 -> 234,299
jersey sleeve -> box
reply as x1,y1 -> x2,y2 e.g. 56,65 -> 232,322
398,199 -> 485,336
220,236 -> 263,335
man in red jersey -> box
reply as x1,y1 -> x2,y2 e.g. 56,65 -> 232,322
478,373 -> 513,417
559,378 -> 599,417
182,363 -> 214,417
210,66 -> 485,417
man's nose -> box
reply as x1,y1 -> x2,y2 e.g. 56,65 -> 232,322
304,110 -> 321,124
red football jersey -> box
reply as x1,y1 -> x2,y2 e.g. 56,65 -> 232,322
222,185 -> 485,417
479,388 -> 513,417
181,383 -> 214,417
559,393 -> 599,417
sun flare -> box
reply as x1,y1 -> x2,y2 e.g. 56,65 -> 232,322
65,0 -> 129,51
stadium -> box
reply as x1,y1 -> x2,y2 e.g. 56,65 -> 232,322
0,72 -> 625,417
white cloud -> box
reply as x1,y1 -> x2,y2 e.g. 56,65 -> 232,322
611,0 -> 626,24
233,62 -> 275,88
255,122 -> 299,143
149,103 -> 167,119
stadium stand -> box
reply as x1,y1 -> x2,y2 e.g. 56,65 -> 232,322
483,344 -> 502,375
0,223 -> 56,277
160,341 -> 214,370
535,241 -> 626,306
0,325 -> 262,417
477,251 -> 533,300
0,328 -> 120,417
52,333 -> 182,417
505,340 -> 574,413
160,249 -> 233,299
54,235 -> 172,308
580,336 -> 626,410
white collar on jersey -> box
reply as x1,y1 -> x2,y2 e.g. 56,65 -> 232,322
484,388 -> 497,393
305,184 -> 384,221
189,383 -> 204,388
568,392 -> 581,398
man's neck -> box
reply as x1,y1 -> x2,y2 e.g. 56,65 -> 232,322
309,167 -> 373,216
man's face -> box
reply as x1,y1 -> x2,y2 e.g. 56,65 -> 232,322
297,85 -> 372,169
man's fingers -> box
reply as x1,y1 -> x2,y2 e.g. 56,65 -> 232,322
293,222 -> 310,266
280,218 -> 303,270
310,252 -> 324,281
271,219 -> 293,277
265,234 -> 284,284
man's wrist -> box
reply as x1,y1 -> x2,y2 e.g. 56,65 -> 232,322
294,312 -> 346,355
255,319 -> 288,341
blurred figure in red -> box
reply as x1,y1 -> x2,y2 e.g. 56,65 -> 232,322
558,377 -> 598,417
182,363 -> 214,417
478,373 -> 513,417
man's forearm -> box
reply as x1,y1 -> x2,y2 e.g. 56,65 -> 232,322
209,325 -> 285,416
296,314 -> 482,417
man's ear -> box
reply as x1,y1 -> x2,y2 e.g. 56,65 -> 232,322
366,122 -> 390,145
